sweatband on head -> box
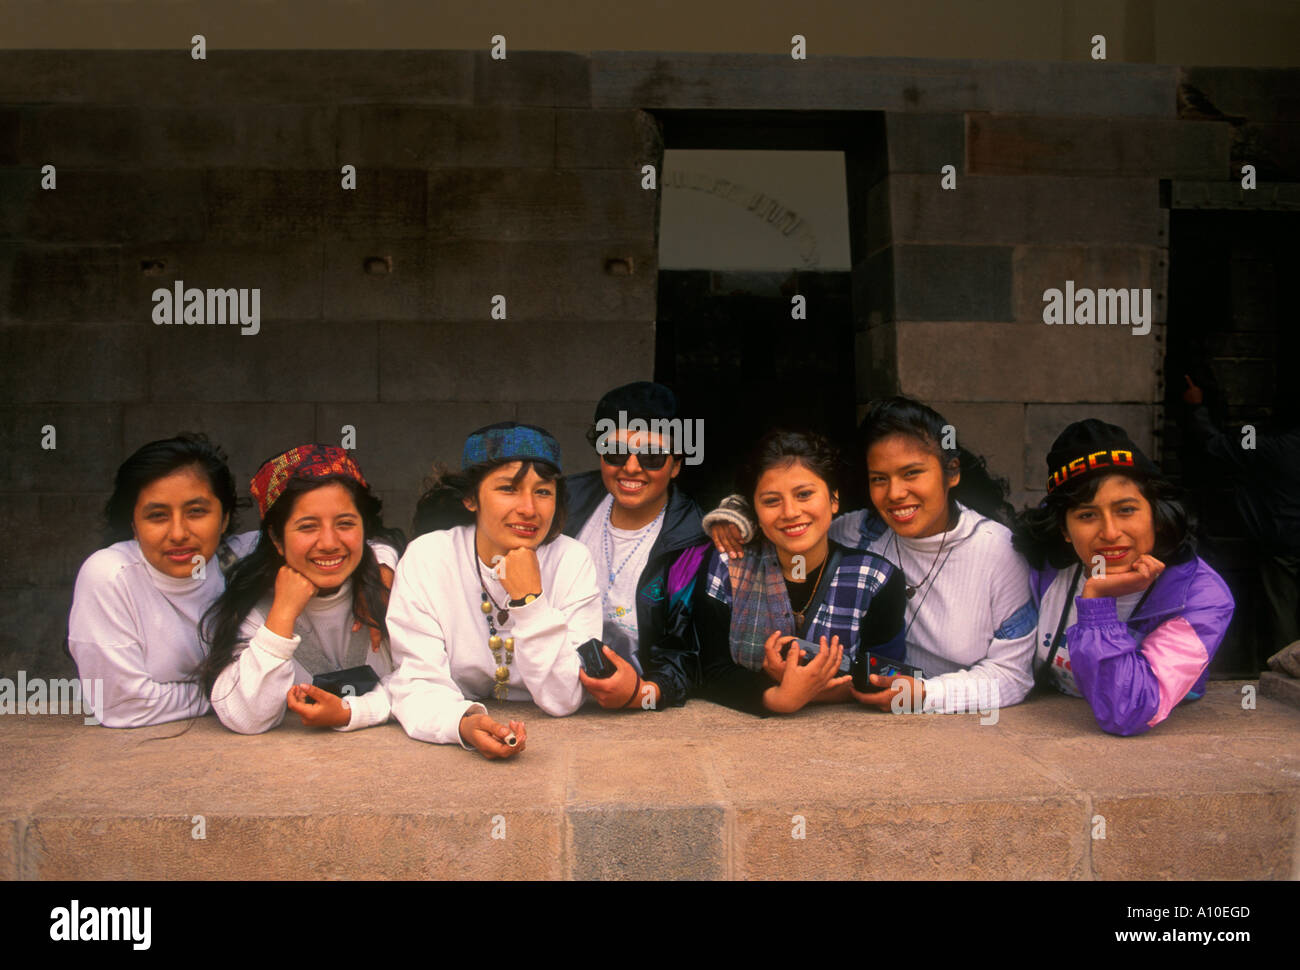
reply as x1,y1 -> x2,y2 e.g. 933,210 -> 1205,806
462,422 -> 562,473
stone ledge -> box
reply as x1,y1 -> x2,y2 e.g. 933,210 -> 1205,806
2,681 -> 1296,880
1260,671 -> 1300,711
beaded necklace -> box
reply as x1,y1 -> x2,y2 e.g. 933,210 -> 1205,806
472,529 -> 515,701
601,496 -> 666,587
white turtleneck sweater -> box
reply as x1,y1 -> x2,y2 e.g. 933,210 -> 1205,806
829,502 -> 1036,713
210,542 -> 400,735
68,532 -> 259,728
386,525 -> 602,747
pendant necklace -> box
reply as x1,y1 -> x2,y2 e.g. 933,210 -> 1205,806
472,528 -> 515,701
788,554 -> 828,631
893,519 -> 951,600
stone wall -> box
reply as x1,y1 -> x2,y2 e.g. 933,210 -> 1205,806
2,52 -> 1296,679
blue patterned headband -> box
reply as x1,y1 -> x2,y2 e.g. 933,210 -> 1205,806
462,422 -> 563,473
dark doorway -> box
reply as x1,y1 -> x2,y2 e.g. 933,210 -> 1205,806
652,111 -> 883,509
656,269 -> 857,508
1164,207 -> 1300,675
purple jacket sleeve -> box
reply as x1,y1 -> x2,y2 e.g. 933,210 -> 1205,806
1067,570 -> 1234,736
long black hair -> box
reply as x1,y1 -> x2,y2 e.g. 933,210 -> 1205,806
199,475 -> 406,697
856,396 -> 1014,528
412,459 -> 567,541
104,433 -> 240,545
1012,471 -> 1197,571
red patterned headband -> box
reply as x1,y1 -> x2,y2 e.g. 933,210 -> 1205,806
249,445 -> 368,518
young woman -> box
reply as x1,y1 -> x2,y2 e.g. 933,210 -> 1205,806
693,430 -> 907,716
706,397 -> 1037,715
68,433 -> 256,727
389,422 -> 601,758
1013,419 -> 1234,735
563,381 -> 711,712
200,445 -> 405,735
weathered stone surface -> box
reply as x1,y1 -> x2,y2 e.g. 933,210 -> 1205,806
0,405 -> 122,490
1235,122 -> 1300,181
0,51 -> 476,105
0,586 -> 77,685
16,105 -> 337,168
0,817 -> 17,880
2,683 -> 1296,879
377,320 -> 652,402
425,241 -> 657,323
883,174 -> 1168,246
893,243 -> 1014,321
556,109 -> 662,169
0,323 -> 145,400
885,111 -> 966,174
0,245 -> 124,323
567,742 -> 727,879
855,325 -> 900,401
120,242 -> 325,323
338,105 -> 555,169
321,241 -> 433,322
473,51 -> 590,108
25,811 -> 565,880
1090,791 -> 1296,880
122,403 -> 317,493
207,170 -> 427,241
969,116 -> 1231,178
1260,671 -> 1300,711
0,170 -> 206,244
592,54 -> 1177,118
1011,244 -> 1166,324
145,321 -> 378,403
0,107 -> 17,165
519,400 -> 606,478
312,402 -> 510,496
428,168 -> 657,241
894,320 -> 1162,404
1170,180 -> 1300,210
1179,67 -> 1300,125
926,401 -> 1027,504
1,493 -> 107,587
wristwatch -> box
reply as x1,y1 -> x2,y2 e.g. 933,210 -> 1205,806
508,592 -> 541,607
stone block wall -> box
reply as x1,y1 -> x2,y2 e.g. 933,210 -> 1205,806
0,52 -> 662,680
2,51 -> 1296,679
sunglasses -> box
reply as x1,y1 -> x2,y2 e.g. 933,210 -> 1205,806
600,449 -> 672,471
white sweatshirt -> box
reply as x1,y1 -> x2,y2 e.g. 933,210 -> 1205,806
209,542 -> 400,735
68,531 -> 259,728
386,525 -> 602,747
830,503 -> 1037,713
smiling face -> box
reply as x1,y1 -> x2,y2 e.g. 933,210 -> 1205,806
131,465 -> 230,579
465,461 -> 557,562
753,459 -> 839,565
272,482 -> 366,591
599,428 -> 680,519
1062,474 -> 1156,575
866,434 -> 959,539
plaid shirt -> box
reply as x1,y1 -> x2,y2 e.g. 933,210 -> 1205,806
705,543 -> 905,663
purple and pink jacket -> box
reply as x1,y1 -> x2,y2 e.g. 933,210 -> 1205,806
1031,555 -> 1234,736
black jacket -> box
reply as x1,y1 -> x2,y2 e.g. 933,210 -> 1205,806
563,471 -> 711,707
